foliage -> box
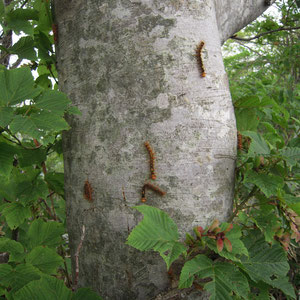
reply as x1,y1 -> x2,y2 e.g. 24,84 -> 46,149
128,0 -> 299,299
0,0 -> 101,299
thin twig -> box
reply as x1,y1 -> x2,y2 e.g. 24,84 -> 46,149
230,26 -> 300,42
73,225 -> 86,291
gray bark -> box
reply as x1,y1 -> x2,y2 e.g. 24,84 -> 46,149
214,0 -> 275,44
54,0 -> 271,299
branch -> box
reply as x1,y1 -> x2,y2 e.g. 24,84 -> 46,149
73,225 -> 86,291
230,26 -> 300,41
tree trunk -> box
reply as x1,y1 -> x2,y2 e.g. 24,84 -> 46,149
54,0 -> 271,299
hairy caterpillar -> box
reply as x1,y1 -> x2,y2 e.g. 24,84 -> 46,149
237,131 -> 243,150
195,41 -> 206,78
144,141 -> 156,180
84,180 -> 93,202
141,183 -> 166,202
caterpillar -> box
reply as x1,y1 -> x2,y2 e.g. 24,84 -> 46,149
195,41 -> 206,78
144,141 -> 156,180
52,24 -> 58,43
141,182 -> 166,203
237,131 -> 243,150
84,180 -> 93,202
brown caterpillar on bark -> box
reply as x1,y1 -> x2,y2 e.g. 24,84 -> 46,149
195,41 -> 206,78
141,182 -> 166,202
144,141 -> 156,180
84,180 -> 93,202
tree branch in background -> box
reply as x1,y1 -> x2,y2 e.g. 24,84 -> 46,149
231,26 -> 300,41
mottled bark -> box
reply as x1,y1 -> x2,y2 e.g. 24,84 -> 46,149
54,0 -> 268,299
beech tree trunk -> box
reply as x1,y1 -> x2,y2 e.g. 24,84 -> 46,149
54,0 -> 272,299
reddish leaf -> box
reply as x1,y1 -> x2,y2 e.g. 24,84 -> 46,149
208,220 -> 220,232
216,238 -> 224,252
224,237 -> 232,252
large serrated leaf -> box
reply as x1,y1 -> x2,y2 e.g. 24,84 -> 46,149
26,219 -> 64,249
0,67 -> 41,106
240,231 -> 295,299
280,147 -> 300,167
236,109 -> 259,131
26,246 -> 63,274
9,36 -> 37,60
0,107 -> 14,127
1,202 -> 31,229
241,131 -> 270,156
179,255 -> 249,299
44,172 -> 65,197
126,205 -> 186,269
14,275 -> 72,300
0,142 -> 18,176
245,170 -> 284,197
0,263 -> 40,293
35,90 -> 70,116
0,238 -> 24,262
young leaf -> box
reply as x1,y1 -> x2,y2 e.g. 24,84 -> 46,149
126,205 -> 186,269
0,142 -> 18,176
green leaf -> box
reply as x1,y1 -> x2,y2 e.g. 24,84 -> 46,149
26,246 -> 63,274
245,171 -> 284,197
179,255 -> 212,288
72,288 -> 103,300
26,219 -> 64,249
1,202 -> 31,229
126,205 -> 186,269
67,106 -> 82,115
240,231 -> 295,299
9,36 -> 37,60
234,96 -> 261,108
241,131 -> 270,156
10,113 -> 70,139
35,91 -> 70,116
18,148 -> 46,168
35,74 -> 52,89
0,107 -> 14,127
280,147 -> 300,167
0,142 -> 18,176
14,275 -> 72,300
44,172 -> 65,197
0,263 -> 40,293
5,9 -> 39,35
253,208 -> 279,243
0,67 -> 41,106
236,109 -> 260,131
283,194 -> 300,215
179,255 -> 249,299
0,238 -> 24,262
